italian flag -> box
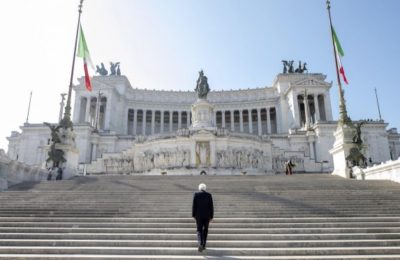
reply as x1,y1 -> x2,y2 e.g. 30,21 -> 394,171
332,27 -> 348,85
77,23 -> 94,91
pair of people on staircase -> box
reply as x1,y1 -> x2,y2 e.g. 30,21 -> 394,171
285,160 -> 295,175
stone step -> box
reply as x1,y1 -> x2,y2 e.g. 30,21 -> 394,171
2,203 -> 399,208
1,227 -> 400,234
1,221 -> 400,228
1,174 -> 400,258
1,255 -> 400,259
0,210 -> 399,214
0,246 -> 400,256
1,239 -> 400,248
2,232 -> 400,240
1,213 -> 400,218
1,216 -> 400,223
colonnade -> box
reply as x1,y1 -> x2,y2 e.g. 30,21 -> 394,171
297,93 -> 327,127
127,110 -> 191,136
126,107 -> 278,136
78,96 -> 107,129
215,107 -> 277,135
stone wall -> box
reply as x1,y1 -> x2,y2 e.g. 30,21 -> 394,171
0,149 -> 48,191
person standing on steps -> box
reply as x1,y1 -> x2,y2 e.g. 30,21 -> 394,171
192,183 -> 214,252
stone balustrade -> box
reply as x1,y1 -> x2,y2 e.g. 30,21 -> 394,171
0,149 -> 48,191
353,157 -> 400,183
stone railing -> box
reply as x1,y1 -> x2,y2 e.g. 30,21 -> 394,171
0,149 -> 48,191
353,157 -> 400,183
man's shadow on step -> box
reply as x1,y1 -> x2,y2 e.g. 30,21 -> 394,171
243,191 -> 340,216
201,249 -> 242,259
174,183 -> 193,191
111,179 -> 149,191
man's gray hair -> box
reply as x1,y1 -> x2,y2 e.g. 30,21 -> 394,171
198,183 -> 207,191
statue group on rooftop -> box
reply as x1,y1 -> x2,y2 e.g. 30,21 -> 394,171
96,62 -> 121,76
281,60 -> 308,74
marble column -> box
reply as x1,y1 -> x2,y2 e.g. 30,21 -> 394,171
85,97 -> 91,122
73,96 -> 82,123
142,109 -> 147,135
230,111 -> 235,131
133,109 -> 137,135
266,107 -> 271,134
151,110 -> 155,135
276,104 -> 282,134
222,110 -> 226,128
324,93 -> 333,120
104,96 -> 111,130
249,109 -> 253,134
257,108 -> 262,136
239,110 -> 244,132
304,95 -> 310,129
314,94 -> 320,122
160,110 -> 164,133
295,95 -> 302,127
169,111 -> 173,132
126,109 -> 130,135
178,111 -> 182,129
187,110 -> 191,127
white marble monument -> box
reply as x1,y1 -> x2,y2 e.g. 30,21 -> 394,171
6,66 -> 400,176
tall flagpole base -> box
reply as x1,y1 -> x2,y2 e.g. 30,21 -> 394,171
330,124 -> 355,178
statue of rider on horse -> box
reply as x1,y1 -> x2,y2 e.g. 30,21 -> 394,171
195,70 -> 210,99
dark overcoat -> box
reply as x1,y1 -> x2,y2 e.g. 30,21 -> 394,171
192,190 -> 214,219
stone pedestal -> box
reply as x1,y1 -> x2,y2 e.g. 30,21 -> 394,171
190,98 -> 215,131
190,130 -> 217,169
57,128 -> 79,179
329,124 -> 356,178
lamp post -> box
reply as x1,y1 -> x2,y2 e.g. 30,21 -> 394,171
58,93 -> 67,122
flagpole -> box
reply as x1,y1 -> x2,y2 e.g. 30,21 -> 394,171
25,91 -> 32,124
374,88 -> 382,121
326,0 -> 351,125
60,0 -> 84,130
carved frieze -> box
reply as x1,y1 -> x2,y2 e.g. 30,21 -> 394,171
216,147 -> 270,170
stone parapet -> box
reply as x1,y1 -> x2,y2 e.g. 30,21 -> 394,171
353,157 -> 400,183
0,149 -> 48,191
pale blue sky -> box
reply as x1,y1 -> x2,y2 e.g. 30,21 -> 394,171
0,0 -> 399,150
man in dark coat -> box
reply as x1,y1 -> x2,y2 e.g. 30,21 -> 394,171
192,183 -> 214,252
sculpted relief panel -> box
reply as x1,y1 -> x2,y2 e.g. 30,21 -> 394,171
216,148 -> 270,170
103,148 -> 191,173
103,156 -> 134,174
135,149 -> 190,172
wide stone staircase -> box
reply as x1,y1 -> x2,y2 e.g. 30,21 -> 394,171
0,174 -> 400,259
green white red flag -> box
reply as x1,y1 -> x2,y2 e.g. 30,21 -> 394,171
77,23 -> 93,91
332,27 -> 348,84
